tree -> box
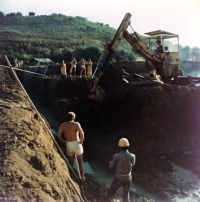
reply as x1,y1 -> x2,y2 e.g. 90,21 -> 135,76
16,12 -> 22,16
29,12 -> 35,16
179,46 -> 191,61
191,47 -> 200,61
0,11 -> 5,18
74,46 -> 101,62
6,12 -> 16,17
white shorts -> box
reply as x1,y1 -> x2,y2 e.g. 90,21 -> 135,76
66,140 -> 83,156
81,65 -> 86,69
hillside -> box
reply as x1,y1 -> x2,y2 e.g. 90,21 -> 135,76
1,13 -> 200,66
0,14 -> 137,65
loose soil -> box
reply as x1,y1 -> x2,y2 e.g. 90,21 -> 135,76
1,61 -> 200,202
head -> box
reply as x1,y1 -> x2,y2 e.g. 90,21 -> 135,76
156,39 -> 161,44
164,46 -> 169,51
118,138 -> 129,150
81,57 -> 84,60
62,60 -> 65,63
88,58 -> 91,61
67,112 -> 76,121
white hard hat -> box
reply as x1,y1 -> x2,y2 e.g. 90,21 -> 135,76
118,138 -> 129,147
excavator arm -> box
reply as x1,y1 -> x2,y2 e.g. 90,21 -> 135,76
89,12 -> 162,100
91,13 -> 132,78
123,30 -> 163,76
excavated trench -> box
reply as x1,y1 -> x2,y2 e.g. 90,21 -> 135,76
15,61 -> 200,201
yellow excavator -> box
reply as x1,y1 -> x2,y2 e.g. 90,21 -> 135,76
89,12 -> 199,100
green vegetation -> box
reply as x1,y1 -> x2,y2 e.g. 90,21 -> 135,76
0,13 -> 140,65
0,12 -> 199,65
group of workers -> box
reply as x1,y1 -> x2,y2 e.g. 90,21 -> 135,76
60,56 -> 93,78
57,111 -> 136,202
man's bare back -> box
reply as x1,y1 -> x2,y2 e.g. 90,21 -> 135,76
56,112 -> 85,181
58,121 -> 84,144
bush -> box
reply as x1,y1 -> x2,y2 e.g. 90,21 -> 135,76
74,46 -> 101,62
6,12 -> 16,17
0,11 -> 5,18
16,12 -> 22,16
29,12 -> 35,16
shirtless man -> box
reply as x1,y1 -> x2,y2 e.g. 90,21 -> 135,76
57,112 -> 85,181
70,56 -> 77,77
79,57 -> 88,78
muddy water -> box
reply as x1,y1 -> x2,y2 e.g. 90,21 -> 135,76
83,161 -> 164,201
83,161 -> 200,202
30,95 -> 200,202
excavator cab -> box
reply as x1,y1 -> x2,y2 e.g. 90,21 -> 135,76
145,30 -> 181,78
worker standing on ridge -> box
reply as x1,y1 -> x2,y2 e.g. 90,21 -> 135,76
87,58 -> 93,78
60,60 -> 67,77
79,57 -> 88,78
56,112 -> 86,181
70,56 -> 77,77
100,138 -> 136,202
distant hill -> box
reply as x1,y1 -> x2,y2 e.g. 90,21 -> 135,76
0,14 -> 138,65
0,13 -> 199,66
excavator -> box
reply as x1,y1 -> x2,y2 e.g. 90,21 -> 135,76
89,12 -> 200,100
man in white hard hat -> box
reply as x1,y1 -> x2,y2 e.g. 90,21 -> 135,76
101,138 -> 136,202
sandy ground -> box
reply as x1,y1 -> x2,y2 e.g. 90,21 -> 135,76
0,67 -> 83,201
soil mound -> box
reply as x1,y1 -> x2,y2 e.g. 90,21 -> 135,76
0,67 -> 82,201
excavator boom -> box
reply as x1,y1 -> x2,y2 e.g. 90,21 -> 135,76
91,13 -> 132,78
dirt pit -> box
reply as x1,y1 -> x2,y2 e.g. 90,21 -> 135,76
1,61 -> 200,202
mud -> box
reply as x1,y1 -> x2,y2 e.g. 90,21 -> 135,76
1,61 -> 200,202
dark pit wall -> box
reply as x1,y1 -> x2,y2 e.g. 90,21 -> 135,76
16,71 -> 89,122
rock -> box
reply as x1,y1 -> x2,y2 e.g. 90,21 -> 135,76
181,190 -> 189,196
22,181 -> 33,188
157,191 -> 172,200
168,187 -> 180,195
41,183 -> 52,193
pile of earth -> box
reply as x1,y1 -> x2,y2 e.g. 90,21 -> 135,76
0,66 -> 157,202
0,66 -> 84,202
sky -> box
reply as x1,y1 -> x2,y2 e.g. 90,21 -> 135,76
0,0 -> 200,48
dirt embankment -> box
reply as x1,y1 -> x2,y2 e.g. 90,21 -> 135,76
0,67 -> 83,202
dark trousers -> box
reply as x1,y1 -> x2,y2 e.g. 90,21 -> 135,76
103,177 -> 131,202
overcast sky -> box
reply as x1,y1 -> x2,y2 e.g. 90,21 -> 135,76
1,0 -> 200,48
